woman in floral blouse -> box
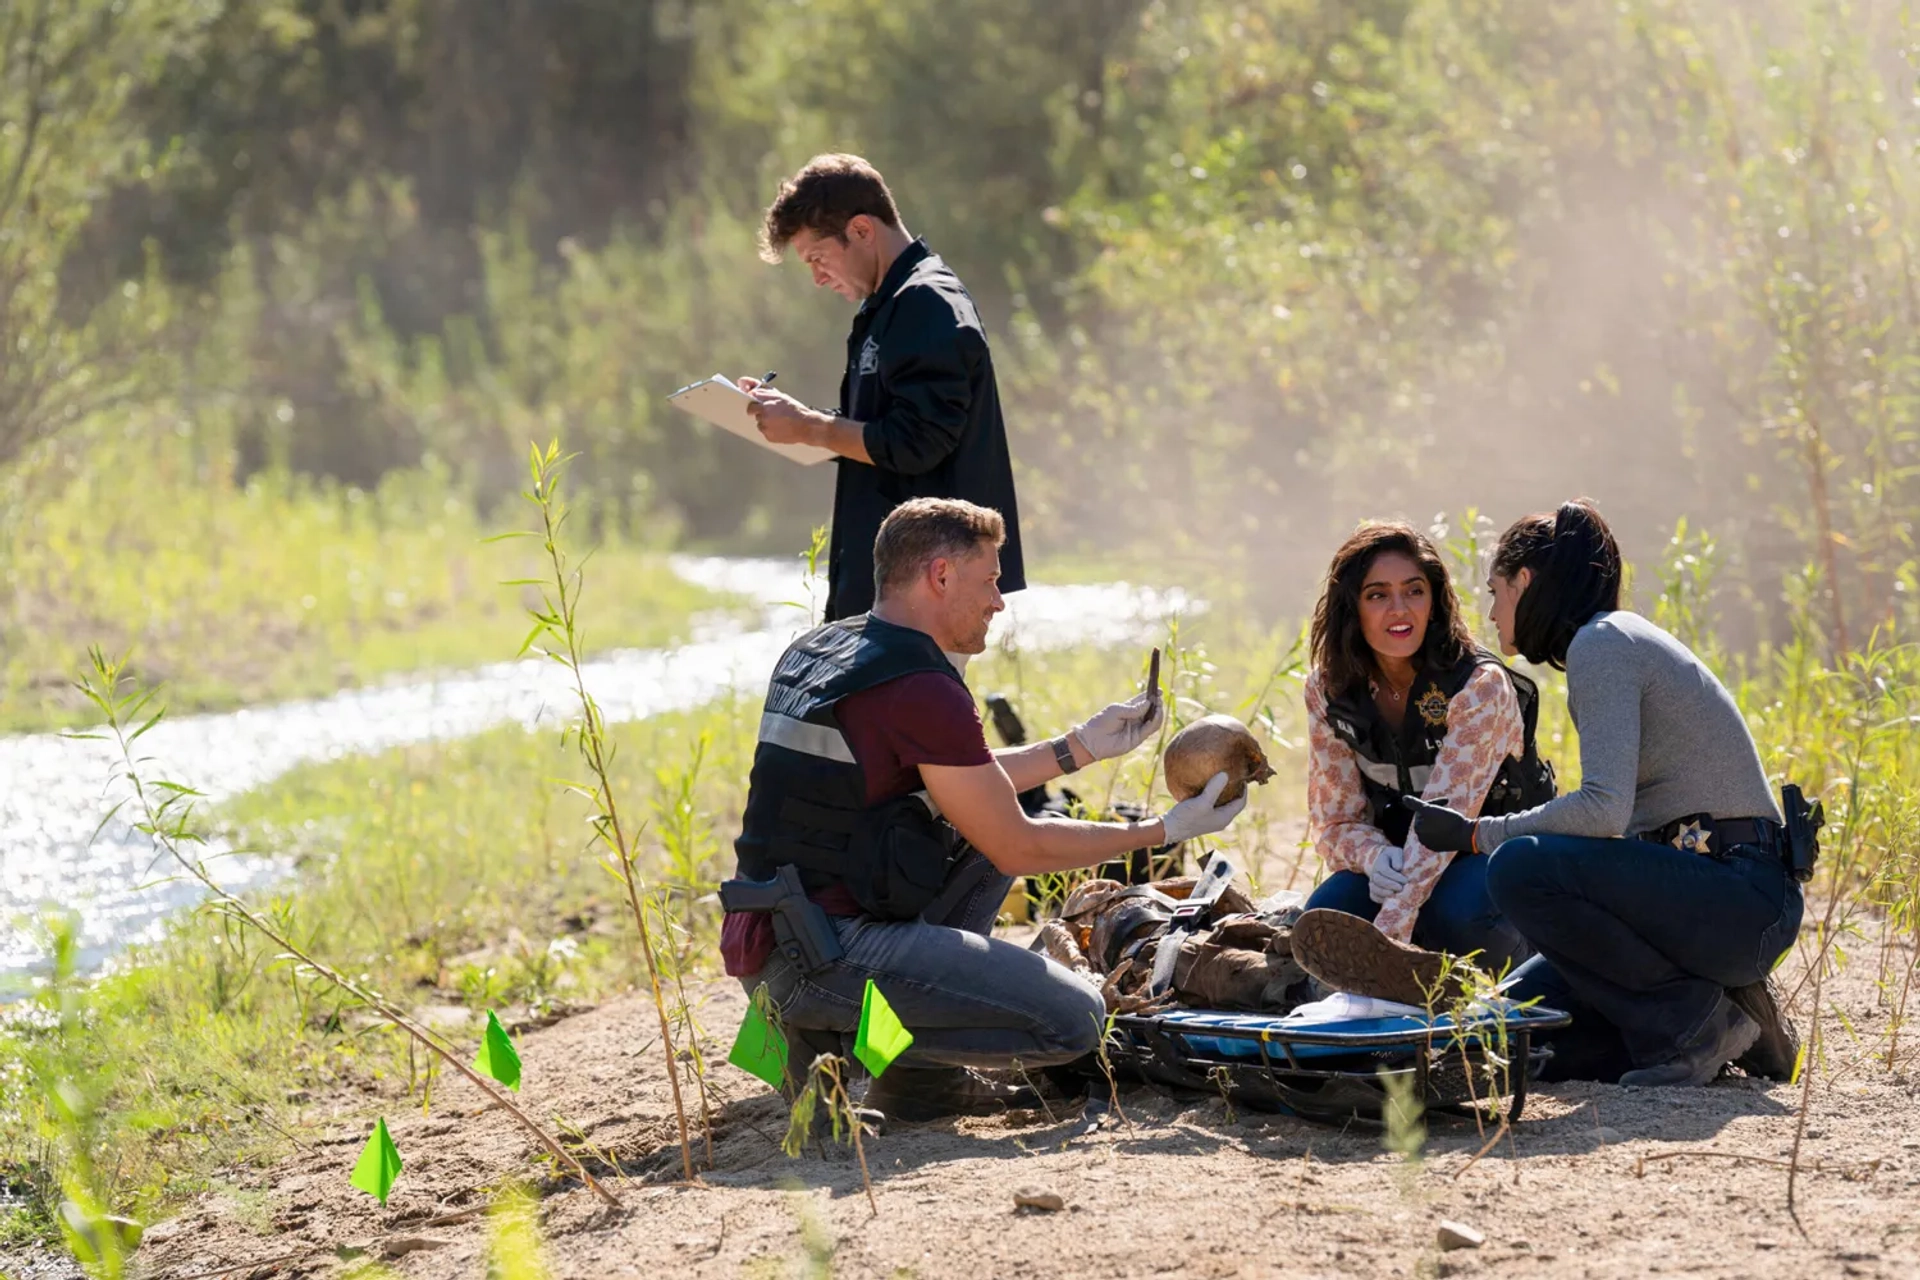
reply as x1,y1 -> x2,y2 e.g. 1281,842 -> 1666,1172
1301,522 -> 1554,972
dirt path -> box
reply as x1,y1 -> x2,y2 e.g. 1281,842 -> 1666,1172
49,934 -> 1910,1280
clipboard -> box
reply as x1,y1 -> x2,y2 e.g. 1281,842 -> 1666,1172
667,375 -> 836,465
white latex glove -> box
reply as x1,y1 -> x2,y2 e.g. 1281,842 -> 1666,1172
1160,771 -> 1249,845
1367,846 -> 1409,904
1071,690 -> 1167,762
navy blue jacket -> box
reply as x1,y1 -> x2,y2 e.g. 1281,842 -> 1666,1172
826,239 -> 1025,620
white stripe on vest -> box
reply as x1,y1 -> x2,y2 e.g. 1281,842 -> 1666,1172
759,711 -> 855,764
1354,758 -> 1432,793
759,714 -> 942,816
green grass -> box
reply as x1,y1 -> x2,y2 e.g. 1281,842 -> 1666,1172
0,689 -> 762,1244
0,436 -> 745,732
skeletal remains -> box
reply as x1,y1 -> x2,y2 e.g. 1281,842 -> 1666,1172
1031,874 -> 1308,1016
1162,714 -> 1276,804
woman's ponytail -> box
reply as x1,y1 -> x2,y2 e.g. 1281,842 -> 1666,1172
1495,497 -> 1623,669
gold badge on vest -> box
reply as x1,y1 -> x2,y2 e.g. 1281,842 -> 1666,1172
1416,687 -> 1450,729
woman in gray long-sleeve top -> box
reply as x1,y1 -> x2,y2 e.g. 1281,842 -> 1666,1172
1405,499 -> 1804,1087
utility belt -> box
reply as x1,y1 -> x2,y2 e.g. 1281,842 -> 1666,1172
1635,785 -> 1824,884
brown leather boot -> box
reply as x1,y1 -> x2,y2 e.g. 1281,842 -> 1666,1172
1728,975 -> 1800,1081
860,1066 -> 1041,1123
1288,909 -> 1469,1009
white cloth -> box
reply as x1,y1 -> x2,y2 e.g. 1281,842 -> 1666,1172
1285,989 -> 1525,1025
1284,991 -> 1428,1023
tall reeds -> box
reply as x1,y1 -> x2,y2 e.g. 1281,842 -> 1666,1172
508,440 -> 702,1182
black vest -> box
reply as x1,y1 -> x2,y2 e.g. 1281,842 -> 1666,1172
1323,649 -> 1557,846
733,613 -> 968,918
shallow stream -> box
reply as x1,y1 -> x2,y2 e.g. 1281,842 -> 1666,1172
0,558 -> 1190,977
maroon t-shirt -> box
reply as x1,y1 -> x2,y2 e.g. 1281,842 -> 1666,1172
720,671 -> 993,976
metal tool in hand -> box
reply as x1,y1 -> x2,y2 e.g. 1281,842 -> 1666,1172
1146,849 -> 1236,997
1144,647 -> 1162,728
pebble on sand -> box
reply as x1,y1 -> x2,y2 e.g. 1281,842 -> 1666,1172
1437,1220 -> 1486,1251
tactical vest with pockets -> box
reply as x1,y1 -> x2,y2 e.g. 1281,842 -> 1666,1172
1322,648 -> 1557,847
733,613 -> 968,919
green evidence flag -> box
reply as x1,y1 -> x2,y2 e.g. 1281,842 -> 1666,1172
728,999 -> 790,1090
349,1118 -> 402,1205
474,1010 -> 523,1091
854,979 -> 914,1078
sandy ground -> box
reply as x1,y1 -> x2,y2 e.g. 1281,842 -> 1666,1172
8,933 -> 1920,1280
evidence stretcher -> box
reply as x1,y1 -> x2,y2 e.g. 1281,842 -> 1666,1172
1103,1004 -> 1573,1124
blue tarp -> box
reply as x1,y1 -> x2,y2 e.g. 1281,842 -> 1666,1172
1143,1005 -> 1570,1063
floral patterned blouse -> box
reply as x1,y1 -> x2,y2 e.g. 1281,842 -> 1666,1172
1305,663 -> 1525,943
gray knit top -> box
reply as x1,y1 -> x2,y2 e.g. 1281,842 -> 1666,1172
1478,611 -> 1780,846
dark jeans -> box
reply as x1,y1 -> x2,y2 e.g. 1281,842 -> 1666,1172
1488,833 -> 1804,1073
741,851 -> 1106,1075
1305,853 -> 1532,976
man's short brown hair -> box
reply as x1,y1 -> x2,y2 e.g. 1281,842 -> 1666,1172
873,498 -> 1005,599
759,154 -> 902,263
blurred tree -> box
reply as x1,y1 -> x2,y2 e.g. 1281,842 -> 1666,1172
1616,0 -> 1920,654
3,0 -> 1911,637
0,0 -> 218,466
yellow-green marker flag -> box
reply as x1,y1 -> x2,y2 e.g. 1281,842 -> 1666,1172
474,1010 -> 522,1092
349,1117 -> 402,1205
728,1000 -> 789,1090
854,979 -> 913,1078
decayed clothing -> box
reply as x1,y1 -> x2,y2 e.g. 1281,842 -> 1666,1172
1306,664 -> 1524,943
1031,877 -> 1308,1015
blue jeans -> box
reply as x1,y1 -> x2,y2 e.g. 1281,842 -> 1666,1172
1305,853 -> 1532,976
1488,833 -> 1804,1072
742,851 -> 1106,1073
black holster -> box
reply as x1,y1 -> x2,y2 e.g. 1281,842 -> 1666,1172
719,864 -> 846,975
1781,784 -> 1824,884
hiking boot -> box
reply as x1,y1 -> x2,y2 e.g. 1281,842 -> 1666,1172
860,1066 -> 1041,1123
1288,909 -> 1468,1009
1728,975 -> 1800,1082
1619,996 -> 1761,1087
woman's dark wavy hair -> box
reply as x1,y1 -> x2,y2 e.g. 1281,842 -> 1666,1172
1310,521 -> 1475,698
1490,498 -> 1623,669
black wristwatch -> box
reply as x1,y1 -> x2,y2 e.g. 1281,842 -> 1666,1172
1051,734 -> 1081,776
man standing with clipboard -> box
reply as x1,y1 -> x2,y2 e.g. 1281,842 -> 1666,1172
740,154 -> 1025,625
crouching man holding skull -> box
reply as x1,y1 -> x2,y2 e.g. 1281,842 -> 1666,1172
719,497 -> 1247,1122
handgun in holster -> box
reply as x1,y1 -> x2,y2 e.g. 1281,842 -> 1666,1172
719,864 -> 846,975
1781,784 -> 1824,884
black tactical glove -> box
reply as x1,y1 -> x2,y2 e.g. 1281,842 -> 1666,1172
1403,795 -> 1479,854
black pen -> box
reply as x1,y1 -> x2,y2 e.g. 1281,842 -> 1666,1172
759,370 -> 779,388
